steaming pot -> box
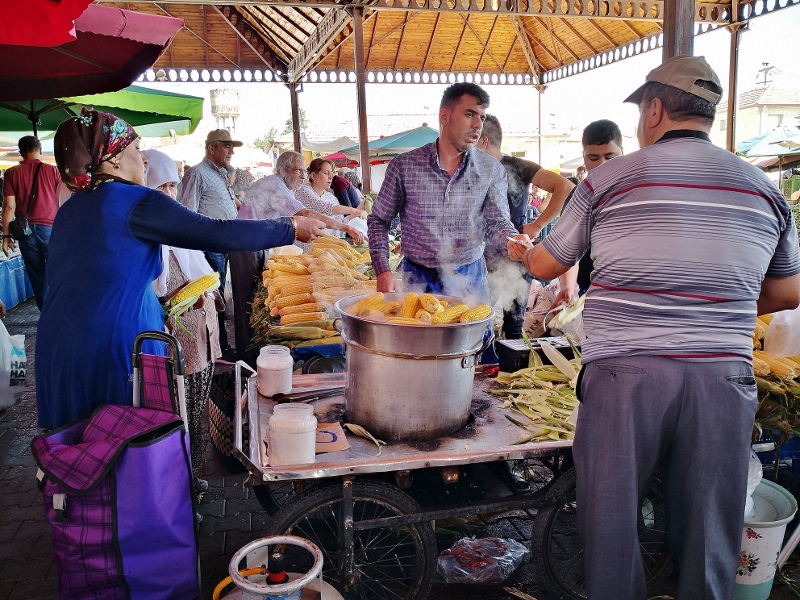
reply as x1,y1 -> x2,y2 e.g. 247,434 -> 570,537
334,293 -> 493,441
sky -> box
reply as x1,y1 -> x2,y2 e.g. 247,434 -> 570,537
138,4 -> 799,152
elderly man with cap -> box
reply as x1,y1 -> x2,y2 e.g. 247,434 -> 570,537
180,129 -> 242,358
509,56 -> 800,599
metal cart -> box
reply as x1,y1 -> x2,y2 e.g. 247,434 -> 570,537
233,363 -> 672,600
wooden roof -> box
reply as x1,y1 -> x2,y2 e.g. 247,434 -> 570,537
98,1 -> 791,85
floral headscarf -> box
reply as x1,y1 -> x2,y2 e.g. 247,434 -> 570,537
54,109 -> 138,191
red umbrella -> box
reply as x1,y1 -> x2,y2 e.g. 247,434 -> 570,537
0,0 -> 92,47
0,4 -> 183,102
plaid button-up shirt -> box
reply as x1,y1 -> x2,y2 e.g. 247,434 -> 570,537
179,158 -> 238,220
367,142 -> 517,275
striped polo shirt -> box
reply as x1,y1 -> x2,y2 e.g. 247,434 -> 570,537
543,130 -> 800,364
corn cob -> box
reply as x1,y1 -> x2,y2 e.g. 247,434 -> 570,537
268,262 -> 309,275
278,302 -> 327,317
432,304 -> 470,324
170,273 -> 220,306
268,326 -> 338,340
415,309 -> 432,323
400,293 -> 420,318
754,350 -> 799,380
313,234 -> 350,248
754,320 -> 768,340
388,317 -> 424,325
275,292 -> 313,309
753,357 -> 770,377
350,292 -> 384,315
759,314 -> 774,325
280,311 -> 330,325
357,250 -> 372,265
276,281 -> 314,297
459,304 -> 493,323
420,293 -> 442,313
375,301 -> 401,315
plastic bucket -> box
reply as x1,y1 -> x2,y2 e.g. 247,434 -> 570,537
733,479 -> 797,600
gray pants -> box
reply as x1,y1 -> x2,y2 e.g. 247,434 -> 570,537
573,356 -> 757,600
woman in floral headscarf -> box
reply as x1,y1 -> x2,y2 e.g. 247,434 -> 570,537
36,110 -> 325,430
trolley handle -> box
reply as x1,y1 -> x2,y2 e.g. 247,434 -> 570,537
132,331 -> 185,376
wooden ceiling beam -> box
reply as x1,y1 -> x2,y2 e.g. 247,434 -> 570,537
619,19 -> 641,37
421,12 -> 441,72
460,14 -> 503,70
252,6 -> 305,49
557,17 -> 599,54
475,15 -> 499,70
536,16 -> 579,63
524,26 -> 559,65
289,7 -> 352,80
509,16 -> 541,78
584,18 -> 619,49
449,16 -> 470,73
213,5 -> 287,73
392,13 -> 410,70
366,11 -> 379,66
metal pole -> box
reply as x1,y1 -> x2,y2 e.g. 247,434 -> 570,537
725,0 -> 746,153
535,84 -> 546,166
662,0 -> 695,60
288,83 -> 301,152
29,100 -> 38,137
353,6 -> 371,193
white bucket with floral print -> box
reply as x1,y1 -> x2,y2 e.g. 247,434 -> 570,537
733,479 -> 797,600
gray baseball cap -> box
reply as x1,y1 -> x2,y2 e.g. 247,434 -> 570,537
624,55 -> 722,105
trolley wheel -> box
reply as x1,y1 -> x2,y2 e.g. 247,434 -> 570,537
530,467 -> 672,600
265,480 -> 437,600
252,480 -> 314,515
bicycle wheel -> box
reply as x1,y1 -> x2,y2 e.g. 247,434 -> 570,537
265,480 -> 437,600
252,480 -> 313,515
530,467 -> 672,600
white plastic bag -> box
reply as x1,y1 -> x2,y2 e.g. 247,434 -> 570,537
0,319 -> 26,408
744,449 -> 763,519
764,306 -> 800,358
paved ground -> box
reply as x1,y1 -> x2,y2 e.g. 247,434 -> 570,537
3,296 -> 800,600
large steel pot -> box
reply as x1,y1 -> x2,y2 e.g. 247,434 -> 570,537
334,293 -> 493,441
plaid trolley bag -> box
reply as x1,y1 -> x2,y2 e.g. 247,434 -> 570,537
31,331 -> 200,599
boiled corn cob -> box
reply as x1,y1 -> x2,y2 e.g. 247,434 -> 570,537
432,304 -> 469,324
375,301 -> 401,315
170,273 -> 220,306
415,309 -> 432,323
267,262 -> 309,275
276,281 -> 314,297
760,314 -> 774,325
400,293 -> 420,318
278,302 -> 327,317
280,312 -> 330,325
350,293 -> 384,315
420,293 -> 442,313
460,304 -> 492,323
753,357 -> 770,377
388,317 -> 424,325
754,350 -> 799,380
275,293 -> 313,309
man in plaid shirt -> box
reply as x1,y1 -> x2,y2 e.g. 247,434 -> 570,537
367,82 -> 531,301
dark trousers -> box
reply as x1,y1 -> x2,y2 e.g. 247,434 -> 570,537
573,356 -> 757,600
204,251 -> 229,350
229,250 -> 264,368
17,224 -> 51,310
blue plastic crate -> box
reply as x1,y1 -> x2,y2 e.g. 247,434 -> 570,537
754,433 -> 800,471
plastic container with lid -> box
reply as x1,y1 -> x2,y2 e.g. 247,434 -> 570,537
257,345 -> 293,397
268,404 -> 317,466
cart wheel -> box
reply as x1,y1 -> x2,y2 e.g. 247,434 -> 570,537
530,467 -> 672,600
252,480 -> 314,515
265,480 -> 437,600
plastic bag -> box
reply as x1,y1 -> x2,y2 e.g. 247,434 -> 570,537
744,449 -> 763,519
436,537 -> 529,584
764,306 -> 800,358
523,280 -> 557,338
0,318 -> 26,408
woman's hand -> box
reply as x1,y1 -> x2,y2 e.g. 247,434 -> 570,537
350,209 -> 368,220
346,225 -> 365,245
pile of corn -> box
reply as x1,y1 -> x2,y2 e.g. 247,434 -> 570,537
250,236 -> 376,347
491,348 -> 580,443
752,313 -> 800,444
345,292 -> 492,325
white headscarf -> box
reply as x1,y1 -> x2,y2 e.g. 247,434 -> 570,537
143,150 -> 213,296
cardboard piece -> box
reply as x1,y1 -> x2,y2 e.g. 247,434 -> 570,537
315,422 -> 349,454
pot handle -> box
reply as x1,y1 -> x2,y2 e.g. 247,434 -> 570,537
461,333 -> 495,369
333,317 -> 345,333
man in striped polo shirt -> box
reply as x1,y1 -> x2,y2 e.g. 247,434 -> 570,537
509,56 -> 800,598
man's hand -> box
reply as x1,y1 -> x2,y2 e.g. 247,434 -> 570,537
551,284 -> 579,313
346,225 -> 365,245
293,216 -> 327,243
521,222 -> 542,241
2,237 -> 15,257
349,210 -> 368,220
376,271 -> 398,292
507,234 -> 533,262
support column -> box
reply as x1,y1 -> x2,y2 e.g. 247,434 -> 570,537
288,82 -> 301,152
353,6 -> 371,193
662,0 -> 695,60
725,19 -> 747,153
535,84 -> 546,166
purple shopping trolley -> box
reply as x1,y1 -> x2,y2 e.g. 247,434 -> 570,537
31,331 -> 200,600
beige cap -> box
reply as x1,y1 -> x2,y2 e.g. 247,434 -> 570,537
624,55 -> 722,106
205,129 -> 243,147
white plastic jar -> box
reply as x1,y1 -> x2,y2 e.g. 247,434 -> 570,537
257,346 -> 293,397
268,404 -> 317,466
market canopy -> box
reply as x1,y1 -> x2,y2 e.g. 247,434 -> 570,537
341,125 -> 439,159
0,4 -> 183,103
0,0 -> 93,47
737,125 -> 800,158
0,85 -> 204,138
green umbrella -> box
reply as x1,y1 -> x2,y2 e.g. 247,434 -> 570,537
737,125 -> 800,158
0,85 -> 203,138
341,125 -> 439,158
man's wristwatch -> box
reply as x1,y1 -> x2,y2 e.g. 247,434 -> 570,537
289,216 -> 298,240
2,235 -> 12,240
